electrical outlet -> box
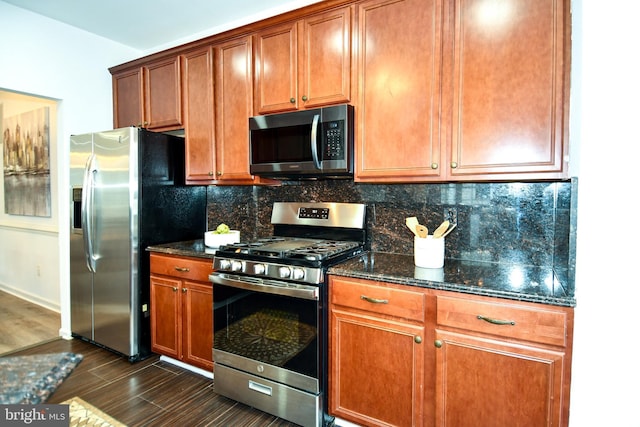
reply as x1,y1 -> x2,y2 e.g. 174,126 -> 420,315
444,207 -> 458,225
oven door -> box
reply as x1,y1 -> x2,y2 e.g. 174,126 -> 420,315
211,272 -> 321,393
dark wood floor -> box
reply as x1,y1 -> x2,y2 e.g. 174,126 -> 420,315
7,339 -> 301,426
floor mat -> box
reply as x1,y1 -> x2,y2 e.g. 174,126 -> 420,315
62,396 -> 127,427
0,352 -> 83,404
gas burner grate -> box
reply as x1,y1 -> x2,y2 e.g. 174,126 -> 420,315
217,238 -> 362,263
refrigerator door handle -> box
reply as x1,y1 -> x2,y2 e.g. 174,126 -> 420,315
82,154 -> 97,273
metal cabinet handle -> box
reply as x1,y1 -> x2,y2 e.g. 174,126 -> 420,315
174,266 -> 190,272
360,295 -> 389,304
289,97 -> 296,104
172,287 -> 178,292
477,315 -> 516,326
302,95 -> 308,102
310,114 -> 321,169
451,161 -> 458,168
434,340 -> 442,348
182,288 -> 187,293
431,162 -> 438,169
414,336 -> 422,344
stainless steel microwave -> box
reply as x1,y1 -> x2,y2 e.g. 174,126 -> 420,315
249,104 -> 354,179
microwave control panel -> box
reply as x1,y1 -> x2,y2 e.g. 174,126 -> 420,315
323,120 -> 345,160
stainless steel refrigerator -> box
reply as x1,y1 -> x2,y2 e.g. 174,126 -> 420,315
70,127 -> 206,361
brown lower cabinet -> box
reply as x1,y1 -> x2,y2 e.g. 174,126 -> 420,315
149,253 -> 214,371
329,276 -> 427,426
328,276 -> 574,427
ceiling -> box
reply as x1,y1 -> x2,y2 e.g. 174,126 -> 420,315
2,0 -> 321,51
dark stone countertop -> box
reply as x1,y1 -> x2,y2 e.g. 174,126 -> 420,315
328,252 -> 576,308
145,241 -> 575,308
146,239 -> 216,260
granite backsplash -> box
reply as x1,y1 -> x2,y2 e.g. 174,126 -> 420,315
204,178 -> 578,294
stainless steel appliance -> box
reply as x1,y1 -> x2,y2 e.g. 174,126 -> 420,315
249,104 -> 354,179
210,202 -> 367,427
70,127 -> 206,361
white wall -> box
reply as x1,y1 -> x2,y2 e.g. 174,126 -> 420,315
569,1 -> 640,425
0,1 -> 140,334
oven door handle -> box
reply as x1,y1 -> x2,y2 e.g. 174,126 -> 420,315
211,273 -> 319,301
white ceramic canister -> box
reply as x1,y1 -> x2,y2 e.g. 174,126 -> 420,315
414,235 -> 444,268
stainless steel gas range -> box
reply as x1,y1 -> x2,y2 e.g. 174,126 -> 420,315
210,202 -> 367,427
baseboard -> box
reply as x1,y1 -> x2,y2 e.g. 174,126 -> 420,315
0,283 -> 60,312
159,355 -> 214,379
334,417 -> 363,427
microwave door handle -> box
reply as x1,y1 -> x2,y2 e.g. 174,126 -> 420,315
310,113 -> 322,169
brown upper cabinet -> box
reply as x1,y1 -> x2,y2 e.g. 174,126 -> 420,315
182,37 -> 270,185
111,55 -> 183,131
112,67 -> 144,128
182,46 -> 216,183
355,0 -> 444,182
254,6 -> 353,114
110,0 -> 570,183
356,0 -> 570,182
445,0 -> 569,180
144,56 -> 183,130
214,36 -> 263,184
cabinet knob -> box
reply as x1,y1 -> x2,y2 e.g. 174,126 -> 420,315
434,340 -> 442,348
414,336 -> 422,344
208,171 -> 214,176
182,288 -> 187,293
431,162 -> 438,170
302,95 -> 308,102
216,171 -> 222,176
450,162 -> 458,169
289,98 -> 296,104
172,287 -> 178,292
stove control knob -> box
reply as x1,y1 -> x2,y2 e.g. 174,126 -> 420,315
253,264 -> 266,275
278,266 -> 291,278
292,268 -> 305,280
219,259 -> 231,270
231,260 -> 243,272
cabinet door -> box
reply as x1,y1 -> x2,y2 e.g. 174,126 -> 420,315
183,47 -> 216,182
299,6 -> 352,108
447,0 -> 568,180
112,68 -> 144,128
215,36 -> 257,183
150,275 -> 181,359
182,281 -> 213,371
434,330 -> 566,427
144,56 -> 183,130
254,21 -> 298,114
330,308 -> 425,427
355,0 -> 444,182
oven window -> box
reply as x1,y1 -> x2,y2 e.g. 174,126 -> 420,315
213,284 -> 319,379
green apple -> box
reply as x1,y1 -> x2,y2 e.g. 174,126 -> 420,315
214,223 -> 230,234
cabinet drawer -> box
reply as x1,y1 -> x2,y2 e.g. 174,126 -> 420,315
330,277 -> 425,322
436,295 -> 568,346
150,253 -> 213,282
